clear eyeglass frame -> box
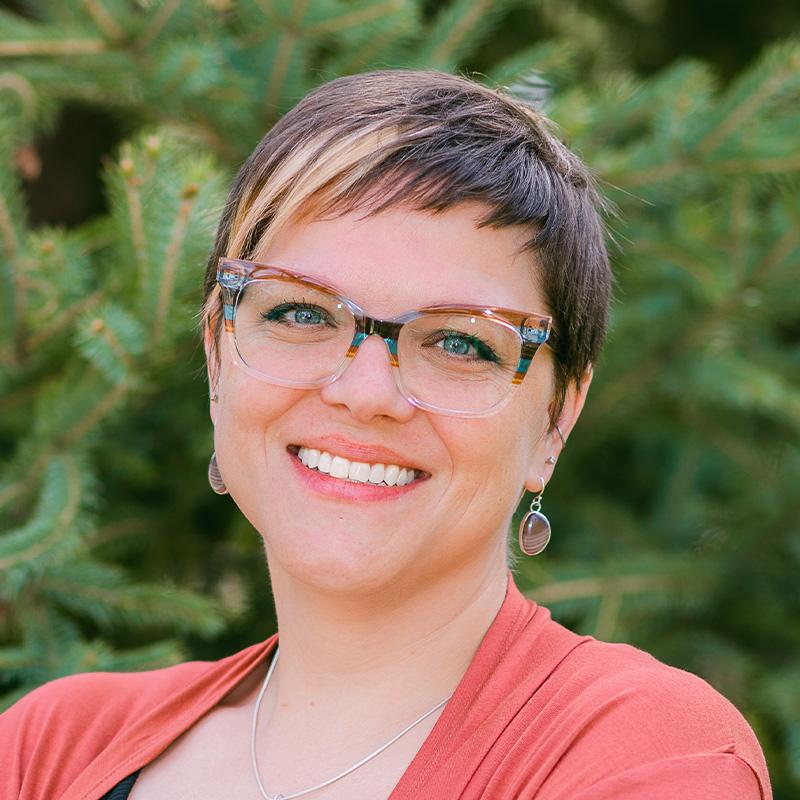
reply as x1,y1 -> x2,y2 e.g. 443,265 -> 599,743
216,257 -> 556,418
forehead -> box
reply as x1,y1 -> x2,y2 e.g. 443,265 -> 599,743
251,203 -> 546,317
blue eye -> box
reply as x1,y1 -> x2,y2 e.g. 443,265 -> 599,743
430,331 -> 499,362
291,307 -> 323,325
442,334 -> 471,355
262,303 -> 332,327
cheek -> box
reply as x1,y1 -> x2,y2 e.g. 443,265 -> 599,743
440,392 -> 551,518
433,410 -> 534,501
457,380 -> 550,463
215,336 -> 289,436
212,361 -> 302,501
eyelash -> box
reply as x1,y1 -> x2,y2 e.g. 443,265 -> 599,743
261,301 -> 336,326
422,330 -> 500,362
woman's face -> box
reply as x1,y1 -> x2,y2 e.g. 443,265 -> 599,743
209,203 -> 587,597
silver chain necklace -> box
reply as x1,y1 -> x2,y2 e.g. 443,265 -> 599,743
250,648 -> 452,800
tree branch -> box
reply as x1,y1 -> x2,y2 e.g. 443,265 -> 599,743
529,573 -> 680,605
27,290 -> 103,350
0,72 -> 37,118
263,0 -> 308,113
121,161 -> 148,288
152,187 -> 198,346
0,190 -> 28,362
429,0 -> 493,68
135,0 -> 182,49
0,456 -> 82,571
82,0 -> 125,43
0,39 -> 106,57
698,65 -> 794,156
305,0 -> 403,36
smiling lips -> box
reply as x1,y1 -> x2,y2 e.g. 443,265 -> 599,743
291,445 -> 420,486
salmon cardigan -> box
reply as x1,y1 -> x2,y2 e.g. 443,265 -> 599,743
0,574 -> 771,800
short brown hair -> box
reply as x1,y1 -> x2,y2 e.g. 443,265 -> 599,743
202,69 -> 612,427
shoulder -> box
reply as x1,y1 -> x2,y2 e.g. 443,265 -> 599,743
533,624 -> 771,797
0,638 -> 275,800
560,637 -> 756,749
557,637 -> 731,717
493,586 -> 769,796
502,588 -> 761,760
495,581 -> 764,762
3,658 -> 212,733
0,660 -> 212,799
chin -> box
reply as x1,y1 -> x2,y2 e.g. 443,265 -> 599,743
264,531 -> 410,597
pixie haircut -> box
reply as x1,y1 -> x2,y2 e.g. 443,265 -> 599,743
202,69 -> 612,428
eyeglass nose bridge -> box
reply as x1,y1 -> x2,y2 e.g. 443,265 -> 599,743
346,316 -> 403,367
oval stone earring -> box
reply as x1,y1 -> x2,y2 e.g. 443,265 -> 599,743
208,451 -> 228,495
518,476 -> 551,556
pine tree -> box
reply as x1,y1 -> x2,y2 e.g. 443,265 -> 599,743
1,2 -> 798,793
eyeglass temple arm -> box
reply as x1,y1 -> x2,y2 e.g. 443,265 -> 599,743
217,269 -> 246,333
510,319 -> 558,384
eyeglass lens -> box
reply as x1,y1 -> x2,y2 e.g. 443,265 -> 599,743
233,277 -> 524,414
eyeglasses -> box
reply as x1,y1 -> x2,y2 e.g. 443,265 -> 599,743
216,258 -> 555,418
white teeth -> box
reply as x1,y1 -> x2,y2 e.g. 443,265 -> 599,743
350,462 -> 372,482
368,463 -> 385,484
330,456 -> 350,479
384,464 -> 400,486
293,447 -> 417,487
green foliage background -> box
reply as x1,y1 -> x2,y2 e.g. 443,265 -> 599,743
1,1 -> 798,796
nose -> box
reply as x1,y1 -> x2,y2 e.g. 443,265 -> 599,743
319,334 -> 416,424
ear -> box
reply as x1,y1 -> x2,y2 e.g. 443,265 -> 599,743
203,321 -> 220,426
524,365 -> 594,493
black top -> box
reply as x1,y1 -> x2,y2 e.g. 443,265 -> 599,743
99,770 -> 140,800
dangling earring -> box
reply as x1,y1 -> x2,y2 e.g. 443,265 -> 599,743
208,451 -> 228,495
518,476 -> 551,556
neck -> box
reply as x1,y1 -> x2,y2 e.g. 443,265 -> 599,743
266,555 -> 509,709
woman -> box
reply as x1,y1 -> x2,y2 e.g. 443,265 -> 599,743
1,70 -> 770,800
